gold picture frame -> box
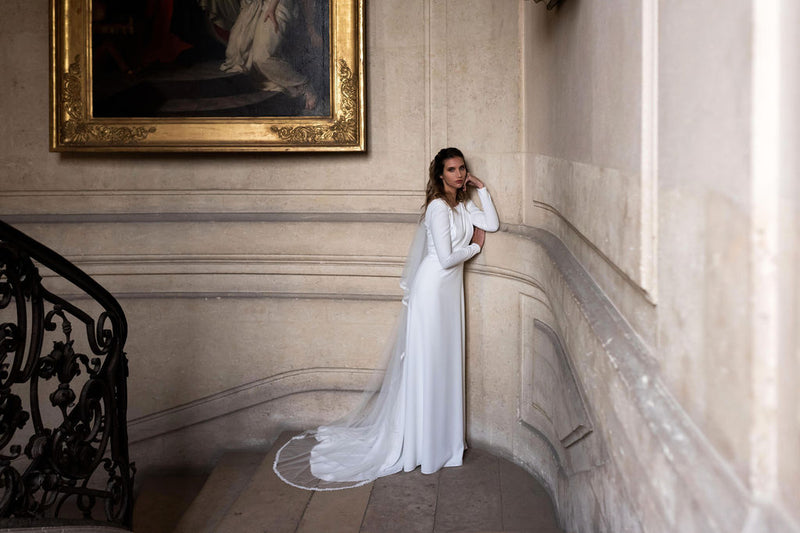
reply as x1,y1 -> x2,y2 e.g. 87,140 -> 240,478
50,0 -> 365,152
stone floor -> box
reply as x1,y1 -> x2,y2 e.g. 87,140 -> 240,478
134,433 -> 563,533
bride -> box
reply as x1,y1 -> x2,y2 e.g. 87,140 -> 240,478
273,148 -> 500,490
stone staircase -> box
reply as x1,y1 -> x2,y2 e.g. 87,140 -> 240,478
132,432 -> 563,533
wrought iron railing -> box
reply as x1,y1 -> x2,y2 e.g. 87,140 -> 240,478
0,220 -> 134,528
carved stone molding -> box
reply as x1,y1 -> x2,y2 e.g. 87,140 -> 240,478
128,367 -> 381,444
519,295 -> 597,472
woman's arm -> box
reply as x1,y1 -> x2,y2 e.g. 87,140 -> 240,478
465,188 -> 500,232
426,200 -> 481,269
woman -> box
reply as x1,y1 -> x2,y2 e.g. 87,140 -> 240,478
274,148 -> 500,490
220,0 -> 319,110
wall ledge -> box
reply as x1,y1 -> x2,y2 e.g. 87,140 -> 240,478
128,367 -> 381,444
32,215 -> 785,532
511,225 -> 796,533
2,212 -> 420,225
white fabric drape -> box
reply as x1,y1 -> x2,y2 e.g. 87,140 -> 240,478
273,188 -> 499,490
220,0 -> 308,95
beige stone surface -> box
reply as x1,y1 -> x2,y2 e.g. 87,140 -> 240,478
1,1 -> 799,533
296,484 -> 373,533
523,0 -> 641,173
435,448 -> 503,532
213,434 -> 312,532
777,1 -> 800,525
359,468 -> 438,533
499,458 -> 561,532
133,473 -> 207,533
172,451 -> 264,533
531,155 -> 643,287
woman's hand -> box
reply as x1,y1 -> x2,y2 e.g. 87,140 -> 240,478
471,227 -> 486,249
463,172 -> 485,191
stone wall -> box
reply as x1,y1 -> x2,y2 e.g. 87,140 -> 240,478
523,1 -> 800,532
1,1 -> 797,533
1,0 -> 524,478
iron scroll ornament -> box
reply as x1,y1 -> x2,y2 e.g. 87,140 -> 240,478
0,220 -> 134,527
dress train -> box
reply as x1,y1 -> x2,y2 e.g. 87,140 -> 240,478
273,188 -> 499,490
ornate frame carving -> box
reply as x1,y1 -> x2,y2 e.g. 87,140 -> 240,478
49,0 -> 365,152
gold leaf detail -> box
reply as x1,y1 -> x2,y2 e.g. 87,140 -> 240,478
271,59 -> 358,144
60,56 -> 156,145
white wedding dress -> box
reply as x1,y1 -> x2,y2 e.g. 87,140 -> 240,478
273,188 -> 499,490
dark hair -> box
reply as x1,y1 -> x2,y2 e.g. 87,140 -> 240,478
423,147 -> 468,212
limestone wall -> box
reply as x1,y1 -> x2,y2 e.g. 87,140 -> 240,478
523,1 -> 800,532
1,1 -> 797,533
778,0 -> 800,525
1,0 -> 526,477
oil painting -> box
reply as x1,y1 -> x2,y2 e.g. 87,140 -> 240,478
50,0 -> 364,151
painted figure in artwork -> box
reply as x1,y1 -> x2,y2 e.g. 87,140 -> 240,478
220,0 -> 322,110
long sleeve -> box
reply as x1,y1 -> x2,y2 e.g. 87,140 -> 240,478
465,188 -> 500,232
426,199 -> 480,269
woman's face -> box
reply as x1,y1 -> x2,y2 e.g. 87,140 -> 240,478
440,157 -> 466,193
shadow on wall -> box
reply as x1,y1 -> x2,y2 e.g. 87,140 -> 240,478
531,0 -> 569,10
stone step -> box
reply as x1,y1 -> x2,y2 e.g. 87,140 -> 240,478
212,432 -> 316,532
194,431 -> 377,532
133,471 -> 208,533
4,437 -> 563,532
173,451 -> 265,533
296,483 -> 373,533
148,431 -> 563,532
207,431 -> 378,532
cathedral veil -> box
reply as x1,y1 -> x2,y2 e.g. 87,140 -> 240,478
272,223 -> 428,491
